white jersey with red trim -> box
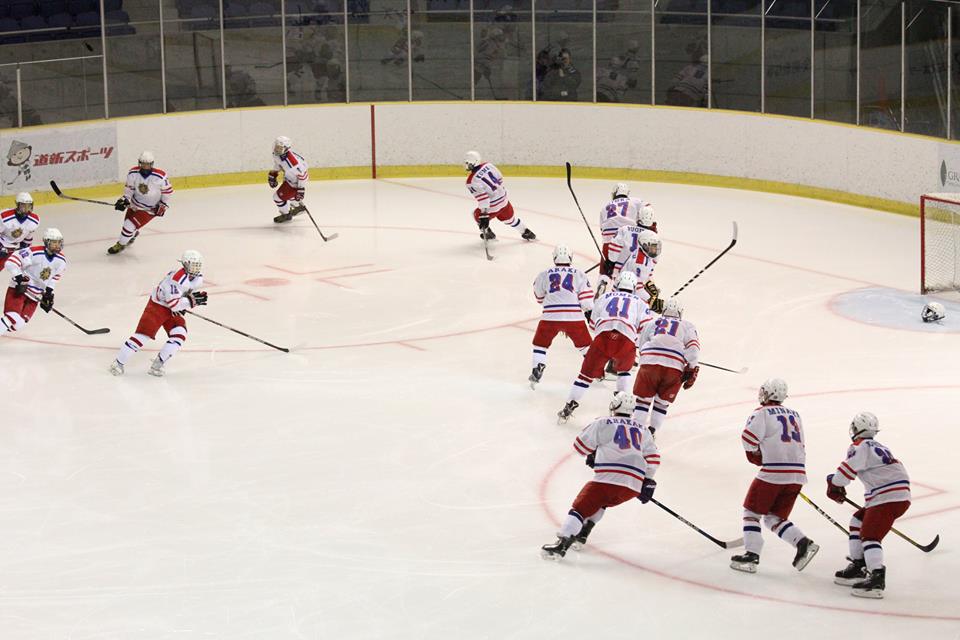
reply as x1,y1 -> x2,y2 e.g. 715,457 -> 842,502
533,266 -> 594,322
272,150 -> 309,189
4,245 -> 66,301
573,416 -> 660,492
590,289 -> 652,342
124,167 -> 173,213
466,162 -> 509,214
599,196 -> 646,242
150,267 -> 205,314
0,208 -> 39,252
831,438 -> 911,507
610,225 -> 658,297
741,404 -> 807,485
637,316 -> 700,372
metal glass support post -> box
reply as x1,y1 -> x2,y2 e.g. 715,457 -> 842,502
15,64 -> 22,128
281,0 -> 288,106
100,0 -> 109,117
159,0 -> 167,113
531,0 -> 537,101
810,0 -> 814,117
651,0 -> 655,104
469,0 -> 475,101
219,0 -> 227,109
900,1 -> 905,132
761,0 -> 765,113
855,0 -> 860,125
344,0 -> 350,102
592,0 -> 597,103
407,0 -> 413,101
949,6 -> 953,139
706,0 -> 712,108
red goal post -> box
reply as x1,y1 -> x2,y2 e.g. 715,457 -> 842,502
920,193 -> 960,294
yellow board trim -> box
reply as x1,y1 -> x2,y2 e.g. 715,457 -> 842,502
5,164 -> 916,217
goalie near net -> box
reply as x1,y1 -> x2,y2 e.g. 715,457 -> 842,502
921,193 -> 960,294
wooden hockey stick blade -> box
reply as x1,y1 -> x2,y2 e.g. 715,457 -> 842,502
483,239 -> 494,261
919,535 -> 940,552
302,208 -> 338,242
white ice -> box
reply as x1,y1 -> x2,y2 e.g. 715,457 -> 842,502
1,178 -> 958,639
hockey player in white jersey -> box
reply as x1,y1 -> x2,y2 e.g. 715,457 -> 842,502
557,271 -> 653,423
269,136 -> 310,224
633,298 -> 699,435
529,245 -> 594,388
542,392 -> 660,559
0,193 -> 40,264
826,412 -> 911,598
610,227 -> 663,312
598,183 -> 655,276
108,151 -> 173,255
109,250 -> 208,377
0,228 -> 65,337
731,379 -> 819,574
465,150 -> 536,242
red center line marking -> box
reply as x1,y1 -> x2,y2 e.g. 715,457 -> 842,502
265,263 -> 375,276
213,289 -> 271,301
320,268 -> 394,280
396,341 -> 427,352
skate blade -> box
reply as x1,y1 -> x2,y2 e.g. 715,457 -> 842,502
851,588 -> 884,599
570,541 -> 585,551
540,550 -> 564,561
834,575 -> 866,586
729,561 -> 758,573
793,542 -> 820,571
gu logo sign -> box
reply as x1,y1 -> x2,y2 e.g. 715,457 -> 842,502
939,155 -> 960,192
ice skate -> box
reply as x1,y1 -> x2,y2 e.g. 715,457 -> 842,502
570,520 -> 596,551
107,242 -> 126,255
540,536 -> 574,560
528,363 -> 545,389
792,537 -> 819,571
480,227 -> 496,241
730,551 -> 760,573
148,356 -> 166,377
108,361 -> 124,376
834,558 -> 867,586
521,228 -> 537,241
273,212 -> 294,224
557,400 -> 579,424
289,203 -> 307,217
851,567 -> 885,598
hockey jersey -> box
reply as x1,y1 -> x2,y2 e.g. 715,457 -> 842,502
124,166 -> 173,213
610,225 -> 658,298
0,208 -> 39,252
533,266 -> 594,322
741,404 -> 807,485
591,289 -> 651,342
599,196 -> 645,242
574,416 -> 660,492
637,316 -> 700,372
151,267 -> 205,314
831,438 -> 911,507
466,162 -> 509,214
4,245 -> 66,301
273,150 -> 309,189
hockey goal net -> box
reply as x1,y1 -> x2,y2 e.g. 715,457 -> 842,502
921,193 -> 960,294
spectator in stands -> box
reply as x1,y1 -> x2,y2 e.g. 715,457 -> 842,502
666,40 -> 708,108
475,27 -> 506,95
225,66 -> 265,108
381,28 -> 424,66
597,56 -> 628,103
540,49 -> 581,101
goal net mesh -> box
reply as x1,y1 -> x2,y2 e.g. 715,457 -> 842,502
922,193 -> 960,293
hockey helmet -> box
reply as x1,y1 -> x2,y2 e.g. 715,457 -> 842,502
464,150 -> 482,171
637,230 -> 661,259
273,136 -> 292,156
15,191 -> 32,215
758,378 -> 788,405
849,411 -> 879,440
609,391 -> 634,417
921,301 -> 946,323
181,249 -> 203,277
661,298 -> 683,319
611,182 -> 630,199
638,205 -> 655,229
615,270 -> 638,292
552,244 -> 573,266
43,227 -> 63,254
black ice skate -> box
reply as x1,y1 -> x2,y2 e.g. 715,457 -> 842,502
480,227 -> 496,241
571,520 -> 596,551
521,228 -> 537,241
107,242 -> 126,255
289,203 -> 307,217
540,536 -> 574,560
851,567 -> 885,599
730,551 -> 760,573
557,400 -> 579,424
792,537 -> 820,571
274,212 -> 294,224
834,558 -> 867,586
528,364 -> 545,389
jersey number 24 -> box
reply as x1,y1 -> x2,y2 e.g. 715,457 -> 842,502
549,273 -> 575,293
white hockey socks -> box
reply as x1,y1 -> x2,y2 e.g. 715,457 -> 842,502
616,371 -> 631,392
559,509 -> 585,538
273,191 -> 291,214
568,374 -> 592,402
863,540 -> 884,571
532,347 -> 548,368
0,311 -> 25,335
743,510 -> 764,554
766,515 -> 806,547
119,218 -> 139,246
650,399 -> 670,431
634,396 -> 653,425
504,214 -> 527,234
157,326 -> 187,363
848,516 -> 864,560
116,333 -> 148,365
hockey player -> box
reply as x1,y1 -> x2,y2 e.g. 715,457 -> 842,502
529,245 -> 594,388
0,192 -> 40,264
633,298 -> 699,435
0,228 -> 65,337
827,412 -> 911,599
598,183 -> 655,277
108,151 -> 173,255
921,301 -> 945,323
465,150 -> 536,242
542,392 -> 660,559
557,271 -> 652,424
268,136 -> 309,224
610,227 -> 663,312
731,378 -> 819,574
109,250 -> 208,377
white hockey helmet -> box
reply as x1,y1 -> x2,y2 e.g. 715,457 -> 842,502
637,229 -> 662,259
922,301 -> 946,323
609,391 -> 634,417
661,297 -> 683,319
180,249 -> 203,277
552,244 -> 573,266
758,378 -> 788,405
42,227 -> 63,253
849,411 -> 880,440
615,270 -> 638,292
638,204 -> 655,228
15,191 -> 32,214
611,182 -> 630,199
138,150 -> 155,169
273,136 -> 292,156
464,150 -> 482,171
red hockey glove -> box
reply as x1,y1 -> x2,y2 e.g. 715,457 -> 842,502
826,474 -> 846,504
155,203 -> 167,217
637,479 -> 657,504
294,188 -> 305,201
681,365 -> 700,389
268,171 -> 279,188
745,449 -> 762,466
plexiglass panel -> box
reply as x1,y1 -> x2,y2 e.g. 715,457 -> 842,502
903,0 -> 947,137
348,0 -> 410,101
860,0 -> 901,130
765,0 -> 811,117
596,0 -> 651,104
813,0 -> 856,123
286,1 -> 347,104
655,0 -> 708,107
473,0 -> 533,100
411,0 -> 470,100
710,0 -> 761,111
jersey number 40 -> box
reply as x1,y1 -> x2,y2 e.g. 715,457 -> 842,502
613,424 -> 645,450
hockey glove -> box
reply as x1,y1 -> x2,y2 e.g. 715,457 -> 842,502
267,171 -> 279,188
637,479 -> 657,504
187,291 -> 209,308
13,274 -> 27,295
155,203 -> 167,217
584,452 -> 596,468
650,297 -> 665,313
477,215 -> 490,231
643,280 -> 660,300
584,310 -> 592,323
826,474 -> 846,504
40,287 -> 54,313
745,449 -> 762,466
603,259 -> 616,274
294,188 -> 305,201
681,365 -> 699,389
114,196 -> 129,211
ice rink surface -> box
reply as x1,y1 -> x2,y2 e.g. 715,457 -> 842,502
1,177 -> 958,639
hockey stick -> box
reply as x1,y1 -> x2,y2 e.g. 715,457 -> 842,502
843,498 -> 940,552
49,307 -> 110,335
300,206 -> 338,242
799,492 -> 850,536
185,310 -> 289,353
564,162 -> 604,260
649,498 -> 744,549
49,180 -> 115,207
586,262 -> 601,274
701,361 -> 747,374
670,221 -> 739,297
482,233 -> 494,261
